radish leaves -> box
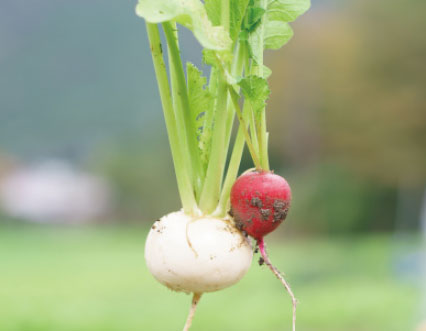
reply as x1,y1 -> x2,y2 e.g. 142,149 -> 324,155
263,21 -> 294,49
186,63 -> 213,173
136,0 -> 231,50
137,0 -> 309,214
267,0 -> 311,22
239,75 -> 270,118
205,0 -> 250,43
241,0 -> 310,63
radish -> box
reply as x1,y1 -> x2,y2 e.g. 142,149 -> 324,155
145,211 -> 252,294
135,0 -> 310,329
230,171 -> 291,240
145,211 -> 252,330
230,170 -> 297,331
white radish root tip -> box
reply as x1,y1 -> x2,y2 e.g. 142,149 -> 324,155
258,239 -> 298,331
183,293 -> 202,331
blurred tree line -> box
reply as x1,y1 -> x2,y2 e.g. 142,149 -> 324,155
90,138 -> 180,223
266,0 -> 426,233
93,0 -> 425,234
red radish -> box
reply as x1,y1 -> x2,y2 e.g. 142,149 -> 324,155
230,171 -> 291,240
230,170 -> 297,331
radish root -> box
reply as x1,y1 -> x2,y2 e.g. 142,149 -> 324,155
183,292 -> 202,331
258,239 -> 297,331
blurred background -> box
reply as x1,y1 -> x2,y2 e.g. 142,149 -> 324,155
0,0 -> 425,330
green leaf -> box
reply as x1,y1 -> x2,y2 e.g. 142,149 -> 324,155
263,0 -> 309,49
206,0 -> 250,43
187,62 -> 212,134
267,0 -> 311,23
186,63 -> 213,170
239,75 -> 270,117
202,49 -> 236,84
263,64 -> 272,78
241,0 -> 309,62
205,0 -> 221,26
247,8 -> 294,56
136,0 -> 231,50
239,1 -> 266,64
244,5 -> 265,32
264,20 -> 294,49
230,0 -> 250,42
202,49 -> 233,66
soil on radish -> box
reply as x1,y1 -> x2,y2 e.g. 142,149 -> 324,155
151,219 -> 160,230
258,257 -> 265,266
250,197 -> 262,208
272,200 -> 289,222
231,197 -> 289,234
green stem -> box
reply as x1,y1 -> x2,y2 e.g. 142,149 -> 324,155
221,42 -> 246,183
197,67 -> 218,185
215,100 -> 251,216
257,0 -> 270,171
249,106 -> 260,156
240,56 -> 258,158
167,23 -> 179,115
209,67 -> 218,94
221,0 -> 230,32
228,87 -> 261,170
198,76 -> 229,214
258,109 -> 269,170
163,22 -> 204,198
145,23 -> 197,213
198,0 -> 232,214
215,46 -> 254,216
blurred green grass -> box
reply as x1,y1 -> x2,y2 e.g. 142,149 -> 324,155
0,225 -> 420,331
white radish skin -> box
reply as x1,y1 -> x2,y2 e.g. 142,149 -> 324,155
145,210 -> 253,293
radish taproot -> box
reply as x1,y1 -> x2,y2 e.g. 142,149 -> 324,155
145,211 -> 252,294
230,170 -> 291,240
135,0 -> 310,329
230,170 -> 298,331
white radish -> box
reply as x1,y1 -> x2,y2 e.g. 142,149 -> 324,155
145,210 -> 253,294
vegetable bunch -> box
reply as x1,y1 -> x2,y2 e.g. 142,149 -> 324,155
136,0 -> 310,216
136,1 -> 310,330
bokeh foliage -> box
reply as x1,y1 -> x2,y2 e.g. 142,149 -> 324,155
264,0 -> 426,233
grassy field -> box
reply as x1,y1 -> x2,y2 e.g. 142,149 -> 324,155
0,224 -> 421,331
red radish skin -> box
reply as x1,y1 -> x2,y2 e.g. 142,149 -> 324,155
230,171 -> 291,240
230,171 -> 297,331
